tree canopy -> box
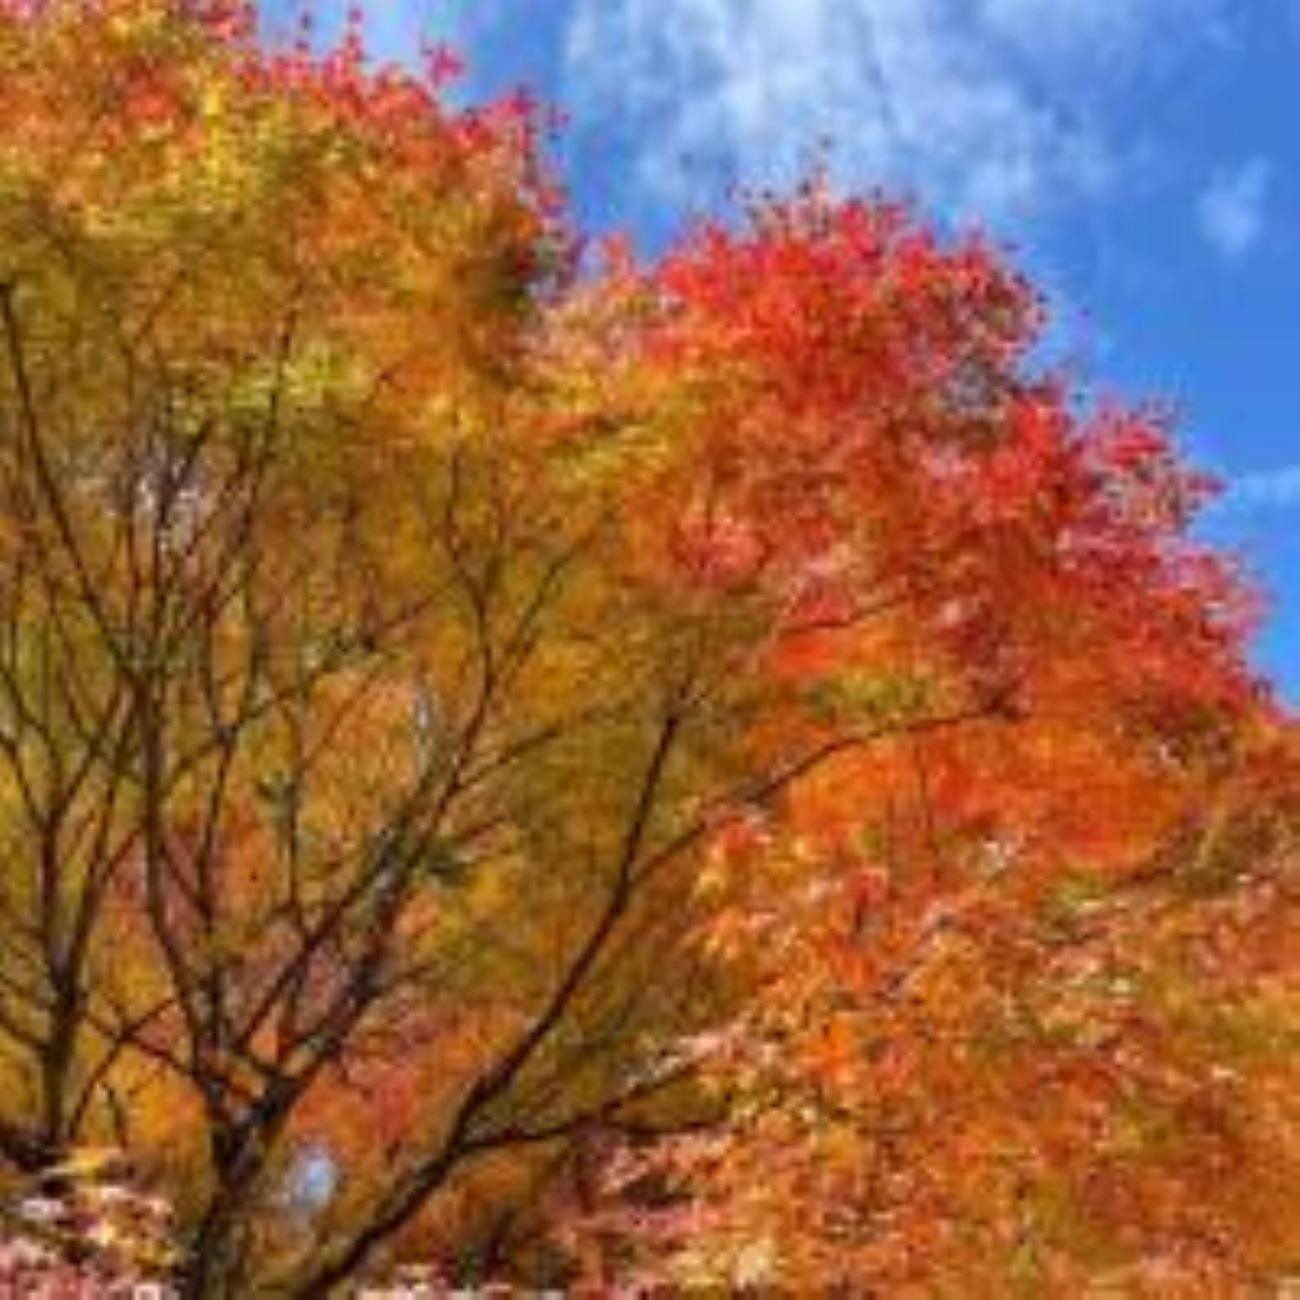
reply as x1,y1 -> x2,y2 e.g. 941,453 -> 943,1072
0,2 -> 1294,1295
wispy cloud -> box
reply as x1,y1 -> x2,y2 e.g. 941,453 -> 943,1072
1197,158 -> 1272,262
564,0 -> 1226,228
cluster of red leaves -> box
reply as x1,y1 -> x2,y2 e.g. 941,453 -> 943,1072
651,192 -> 1254,705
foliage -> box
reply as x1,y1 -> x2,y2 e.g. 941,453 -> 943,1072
0,1 -> 1291,1295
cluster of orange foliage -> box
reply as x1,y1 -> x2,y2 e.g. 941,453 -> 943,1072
555,191 -> 1297,1295
0,2 -> 1293,1294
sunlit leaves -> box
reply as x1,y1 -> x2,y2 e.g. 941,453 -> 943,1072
0,3 -> 1291,1295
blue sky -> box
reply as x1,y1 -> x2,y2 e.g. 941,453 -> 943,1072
264,0 -> 1300,702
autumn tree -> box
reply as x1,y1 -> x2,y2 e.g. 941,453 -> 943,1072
0,2 -> 1292,1296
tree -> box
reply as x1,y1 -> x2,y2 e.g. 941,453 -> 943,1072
0,2 -> 1291,1295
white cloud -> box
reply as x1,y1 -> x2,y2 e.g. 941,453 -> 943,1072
564,0 -> 1225,227
978,0 -> 1230,72
1197,158 -> 1272,263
